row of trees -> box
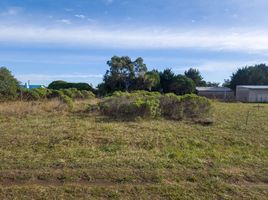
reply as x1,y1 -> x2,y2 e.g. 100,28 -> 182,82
97,56 -> 218,96
1,57 -> 268,100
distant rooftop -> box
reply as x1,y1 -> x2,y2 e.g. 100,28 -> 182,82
196,87 -> 232,92
237,85 -> 268,89
20,84 -> 46,89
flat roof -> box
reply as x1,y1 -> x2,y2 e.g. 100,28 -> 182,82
196,87 -> 232,92
237,85 -> 268,89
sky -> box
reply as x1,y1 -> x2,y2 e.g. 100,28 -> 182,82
1,0 -> 268,86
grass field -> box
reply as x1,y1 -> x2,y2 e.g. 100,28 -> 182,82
0,100 -> 267,199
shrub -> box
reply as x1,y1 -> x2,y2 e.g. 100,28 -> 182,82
99,91 -> 211,121
60,95 -> 74,111
81,90 -> 95,99
99,91 -> 161,120
47,90 -> 64,99
32,88 -> 50,99
181,94 -> 211,118
0,67 -> 19,101
18,87 -> 96,102
160,93 -> 183,120
19,88 -> 41,101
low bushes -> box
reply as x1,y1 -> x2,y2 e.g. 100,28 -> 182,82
99,91 -> 161,119
99,91 -> 212,120
160,93 -> 212,120
18,88 -> 95,111
19,88 -> 95,101
60,95 -> 74,111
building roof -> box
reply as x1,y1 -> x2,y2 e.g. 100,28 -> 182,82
20,85 -> 46,89
237,85 -> 268,90
196,87 -> 232,92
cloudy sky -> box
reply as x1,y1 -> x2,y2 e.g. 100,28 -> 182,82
1,0 -> 268,86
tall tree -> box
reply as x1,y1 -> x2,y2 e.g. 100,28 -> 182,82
106,56 -> 135,91
229,64 -> 268,90
133,57 -> 147,78
99,56 -> 148,95
0,67 -> 19,100
184,68 -> 206,86
144,70 -> 160,91
169,75 -> 195,95
159,68 -> 175,93
206,82 -> 220,87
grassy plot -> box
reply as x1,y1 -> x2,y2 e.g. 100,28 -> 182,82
0,101 -> 267,199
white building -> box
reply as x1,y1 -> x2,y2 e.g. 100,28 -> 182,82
236,85 -> 268,102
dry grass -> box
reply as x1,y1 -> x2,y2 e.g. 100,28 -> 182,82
0,100 -> 63,116
0,100 -> 267,199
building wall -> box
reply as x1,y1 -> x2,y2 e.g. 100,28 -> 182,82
249,90 -> 268,102
236,87 -> 268,102
198,91 -> 234,100
236,87 -> 250,102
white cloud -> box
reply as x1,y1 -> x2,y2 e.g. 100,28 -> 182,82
1,25 -> 268,53
75,14 -> 86,19
56,19 -> 71,24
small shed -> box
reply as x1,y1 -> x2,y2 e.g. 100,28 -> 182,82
196,87 -> 234,100
236,85 -> 268,102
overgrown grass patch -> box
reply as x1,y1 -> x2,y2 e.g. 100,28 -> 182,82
0,100 -> 267,199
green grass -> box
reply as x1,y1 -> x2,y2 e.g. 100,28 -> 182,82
0,101 -> 267,199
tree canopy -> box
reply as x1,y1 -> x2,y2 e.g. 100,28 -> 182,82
48,80 -> 94,92
98,56 -> 160,95
169,75 -> 196,95
0,67 -> 19,100
228,64 -> 268,90
159,68 -> 175,93
98,56 -> 197,96
184,68 -> 206,86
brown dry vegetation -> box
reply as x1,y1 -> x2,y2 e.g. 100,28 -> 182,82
0,100 -> 267,199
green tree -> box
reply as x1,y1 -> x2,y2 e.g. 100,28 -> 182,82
229,64 -> 268,90
144,70 -> 160,91
159,68 -> 175,93
184,68 -> 206,86
206,82 -> 220,87
99,56 -> 148,95
105,56 -> 135,92
48,80 -> 94,92
0,67 -> 19,100
169,75 -> 195,95
133,57 -> 147,77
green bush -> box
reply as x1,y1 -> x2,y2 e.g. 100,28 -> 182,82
19,88 -> 41,101
60,95 -> 74,111
0,67 -> 19,101
81,90 -> 95,99
32,88 -> 50,99
99,91 -> 161,120
47,89 -> 64,99
99,91 -> 211,120
181,94 -> 211,118
160,93 -> 211,120
160,93 -> 183,120
18,88 -> 95,102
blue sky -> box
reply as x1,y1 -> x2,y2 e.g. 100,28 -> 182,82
1,0 -> 268,86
